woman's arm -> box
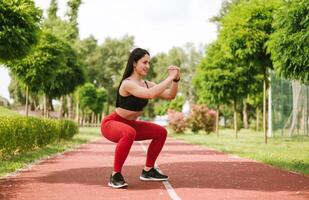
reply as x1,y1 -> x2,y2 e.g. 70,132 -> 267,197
146,67 -> 180,100
121,68 -> 178,99
145,80 -> 178,100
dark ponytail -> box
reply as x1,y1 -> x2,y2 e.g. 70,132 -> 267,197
115,48 -> 150,107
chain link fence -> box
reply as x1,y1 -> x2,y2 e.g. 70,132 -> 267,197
270,73 -> 309,137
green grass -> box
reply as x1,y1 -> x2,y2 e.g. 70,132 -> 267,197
170,128 -> 309,175
0,106 -> 20,117
0,127 -> 101,178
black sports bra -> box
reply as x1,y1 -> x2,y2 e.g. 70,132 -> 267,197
116,80 -> 149,111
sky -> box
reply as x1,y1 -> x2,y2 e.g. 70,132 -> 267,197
0,0 -> 223,102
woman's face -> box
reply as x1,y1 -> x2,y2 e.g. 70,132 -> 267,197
134,54 -> 150,76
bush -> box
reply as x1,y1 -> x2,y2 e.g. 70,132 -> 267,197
0,116 -> 78,158
59,119 -> 79,140
167,109 -> 187,133
187,104 -> 217,134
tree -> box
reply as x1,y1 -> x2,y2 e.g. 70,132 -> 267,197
180,43 -> 203,103
210,0 -> 244,29
44,0 -> 84,119
267,0 -> 309,84
150,49 -> 184,117
193,41 -> 257,137
8,73 -> 26,105
76,84 -> 107,126
76,83 -> 96,125
90,36 -> 134,114
0,0 -> 42,62
150,44 -> 202,117
267,0 -> 309,136
47,0 -> 58,20
93,88 -> 107,114
8,31 -> 84,116
75,35 -> 99,82
66,0 -> 82,40
218,0 -> 282,143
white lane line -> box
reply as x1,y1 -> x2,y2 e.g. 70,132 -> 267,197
138,141 -> 182,200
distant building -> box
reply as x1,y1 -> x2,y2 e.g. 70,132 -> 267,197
0,96 -> 10,106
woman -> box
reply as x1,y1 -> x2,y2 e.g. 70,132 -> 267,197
101,48 -> 180,189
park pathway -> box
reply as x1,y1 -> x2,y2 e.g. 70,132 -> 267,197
0,136 -> 308,200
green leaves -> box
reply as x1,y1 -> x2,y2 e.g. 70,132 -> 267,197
92,88 -> 107,114
0,116 -> 78,158
193,35 -> 261,111
77,83 -> 96,111
219,0 -> 281,71
151,44 -> 202,105
7,30 -> 85,98
77,83 -> 107,114
89,36 -> 134,104
0,0 -> 42,62
267,0 -> 309,84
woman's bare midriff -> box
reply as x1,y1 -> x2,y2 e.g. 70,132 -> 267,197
115,107 -> 143,120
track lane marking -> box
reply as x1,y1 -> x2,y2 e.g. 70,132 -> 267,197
138,141 -> 182,200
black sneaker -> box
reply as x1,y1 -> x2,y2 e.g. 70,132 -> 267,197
108,172 -> 128,188
139,168 -> 169,181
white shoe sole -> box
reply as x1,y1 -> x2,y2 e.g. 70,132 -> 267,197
139,176 -> 169,181
108,182 -> 128,188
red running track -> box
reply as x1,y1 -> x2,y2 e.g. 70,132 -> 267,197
0,137 -> 308,200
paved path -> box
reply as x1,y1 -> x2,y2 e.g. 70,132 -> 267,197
0,137 -> 308,200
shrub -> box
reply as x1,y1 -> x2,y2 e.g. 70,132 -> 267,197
59,120 -> 79,140
0,116 -> 78,158
167,109 -> 187,133
205,109 -> 217,133
187,104 -> 217,134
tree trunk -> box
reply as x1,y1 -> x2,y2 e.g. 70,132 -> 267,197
263,75 -> 267,144
30,102 -> 35,111
101,112 -> 105,126
85,114 -> 88,127
289,81 -> 301,136
106,103 -> 110,115
216,105 -> 219,137
43,95 -> 47,118
49,98 -> 54,112
58,96 -> 64,119
91,112 -> 95,127
301,107 -> 305,134
80,112 -> 83,127
306,87 -> 309,136
67,94 -> 73,119
25,86 -> 29,117
97,114 -> 101,127
75,101 -> 79,125
256,108 -> 260,132
234,98 -> 238,138
46,96 -> 50,118
243,99 -> 248,129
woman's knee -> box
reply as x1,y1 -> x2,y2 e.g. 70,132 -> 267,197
160,127 -> 168,139
122,129 -> 136,141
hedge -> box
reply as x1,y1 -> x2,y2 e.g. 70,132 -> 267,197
0,116 -> 78,158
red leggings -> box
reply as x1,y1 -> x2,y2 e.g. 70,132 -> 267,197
100,111 -> 167,172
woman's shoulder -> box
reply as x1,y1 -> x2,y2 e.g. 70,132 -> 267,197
122,78 -> 154,87
121,78 -> 157,90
